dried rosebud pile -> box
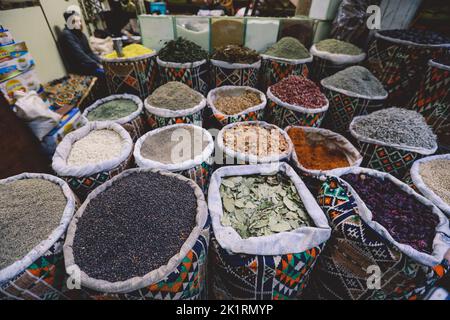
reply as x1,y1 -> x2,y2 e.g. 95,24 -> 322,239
341,173 -> 439,254
270,76 -> 327,109
223,123 -> 289,157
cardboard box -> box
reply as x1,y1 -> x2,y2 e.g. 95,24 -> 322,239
42,107 -> 82,155
0,68 -> 42,104
0,53 -> 35,82
0,42 -> 29,63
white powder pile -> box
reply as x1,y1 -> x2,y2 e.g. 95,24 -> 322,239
67,129 -> 124,166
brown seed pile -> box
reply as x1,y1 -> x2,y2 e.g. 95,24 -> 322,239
223,124 -> 289,157
214,90 -> 262,115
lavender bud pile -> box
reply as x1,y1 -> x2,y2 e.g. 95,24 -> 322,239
351,107 -> 437,149
341,173 -> 439,254
72,171 -> 198,282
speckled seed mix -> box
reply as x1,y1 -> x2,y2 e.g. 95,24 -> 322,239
419,159 -> 450,205
0,179 -> 67,269
214,90 -> 262,115
223,124 -> 289,157
72,171 -> 198,282
270,75 -> 327,109
378,29 -> 450,45
341,173 -> 439,254
67,129 -> 125,166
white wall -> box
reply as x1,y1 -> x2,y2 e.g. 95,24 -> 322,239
1,6 -> 67,83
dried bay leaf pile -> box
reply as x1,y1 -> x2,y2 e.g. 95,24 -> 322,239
220,174 -> 314,239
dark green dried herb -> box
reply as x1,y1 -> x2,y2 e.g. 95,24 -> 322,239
158,37 -> 208,63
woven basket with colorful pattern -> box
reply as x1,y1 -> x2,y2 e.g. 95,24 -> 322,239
211,59 -> 261,88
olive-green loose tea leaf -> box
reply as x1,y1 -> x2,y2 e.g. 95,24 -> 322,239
219,173 -> 313,239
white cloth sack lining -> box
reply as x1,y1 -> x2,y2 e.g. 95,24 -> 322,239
144,90 -> 206,118
327,166 -> 450,267
260,53 -> 313,65
310,44 -> 366,65
156,57 -> 207,69
81,94 -> 143,126
410,154 -> 450,217
52,121 -> 133,177
285,125 -> 363,177
0,173 -> 77,282
63,168 -> 208,293
210,59 -> 261,70
134,123 -> 214,171
208,162 -> 331,255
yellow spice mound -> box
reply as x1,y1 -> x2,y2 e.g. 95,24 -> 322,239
104,44 -> 154,59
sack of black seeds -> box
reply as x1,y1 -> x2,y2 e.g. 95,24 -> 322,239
134,124 -> 215,193
63,168 -> 209,300
208,162 -> 331,300
260,54 -> 313,91
310,39 -> 366,82
410,59 -> 450,135
157,58 -> 210,96
349,107 -> 438,182
52,122 -> 134,201
144,83 -> 207,130
217,121 -> 293,165
0,173 -> 77,300
211,59 -> 261,88
411,154 -> 450,217
306,167 -> 450,300
82,94 -> 145,141
367,30 -> 450,107
207,86 -> 267,127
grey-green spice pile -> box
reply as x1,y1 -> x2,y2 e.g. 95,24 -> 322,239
220,174 -> 313,239
316,39 -> 362,55
351,107 -> 437,149
264,37 -> 310,60
322,66 -> 387,97
0,179 -> 67,269
87,99 -> 138,121
147,82 -> 203,111
141,126 -> 209,164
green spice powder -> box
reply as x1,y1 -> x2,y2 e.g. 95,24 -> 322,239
264,37 -> 310,60
147,82 -> 203,111
322,66 -> 387,97
87,99 -> 138,121
316,39 -> 362,55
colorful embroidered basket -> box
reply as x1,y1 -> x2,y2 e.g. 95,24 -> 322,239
144,91 -> 207,130
320,78 -> 388,135
211,59 -> 261,88
410,59 -> 450,134
265,87 -> 329,128
208,163 -> 331,300
134,124 -> 214,194
305,168 -> 449,300
259,54 -> 312,91
62,168 -> 210,300
0,173 -> 78,300
157,58 -> 210,96
366,32 -> 449,108
349,114 -> 438,182
207,86 -> 267,127
102,52 -> 158,100
52,122 -> 134,201
81,94 -> 146,141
